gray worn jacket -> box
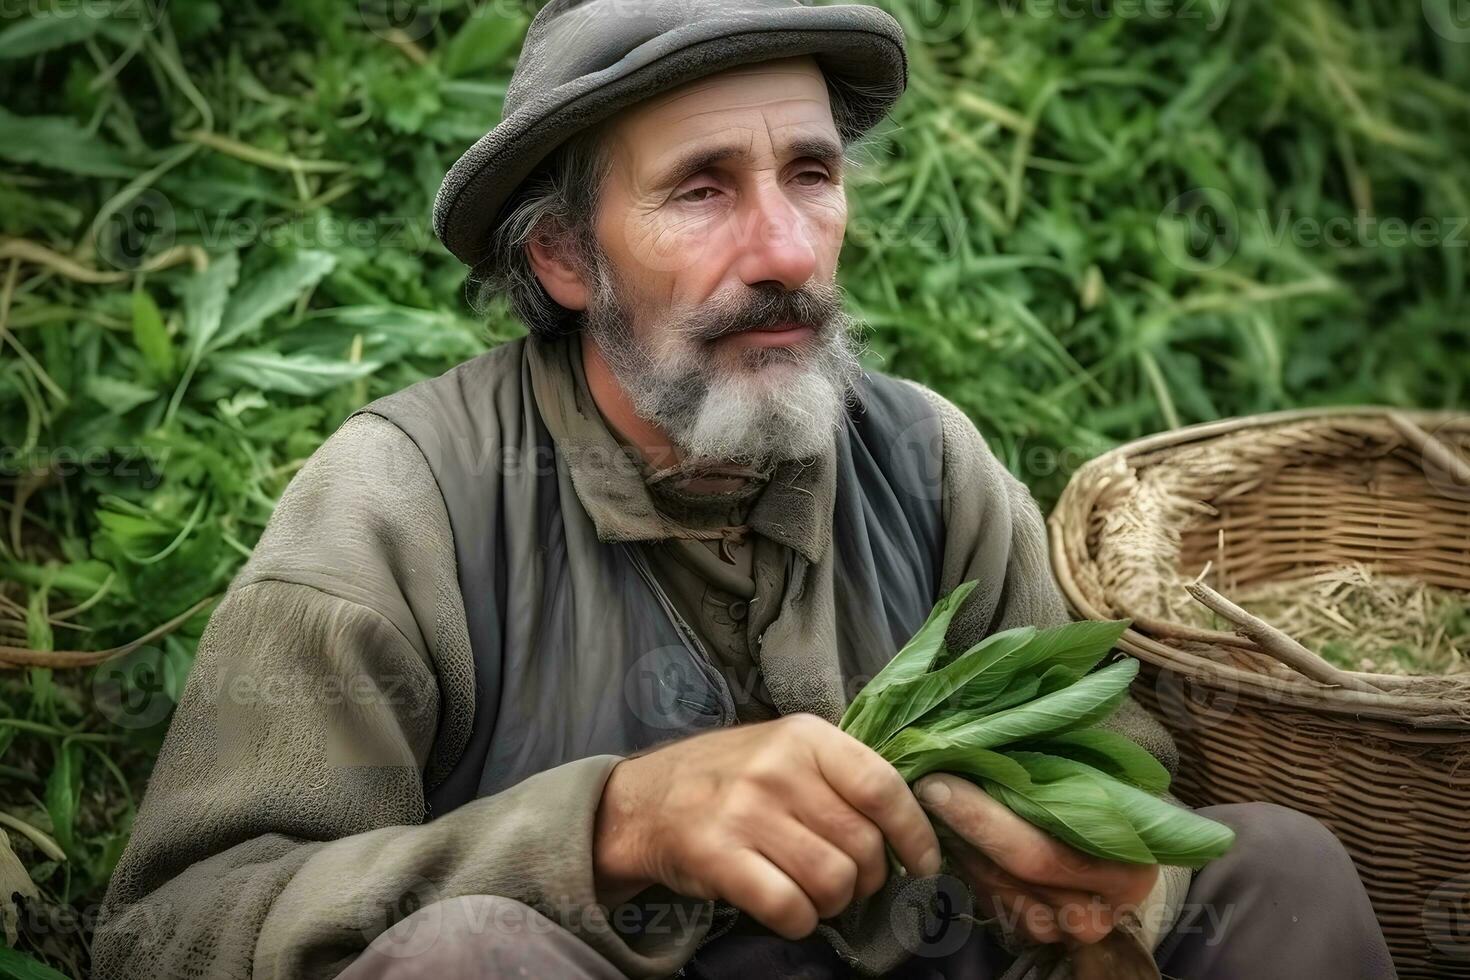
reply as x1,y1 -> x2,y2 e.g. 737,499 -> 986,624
93,333 -> 1185,980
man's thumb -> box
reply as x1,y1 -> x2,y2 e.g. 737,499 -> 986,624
915,773 -> 958,809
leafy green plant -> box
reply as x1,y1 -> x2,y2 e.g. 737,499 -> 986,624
842,582 -> 1236,868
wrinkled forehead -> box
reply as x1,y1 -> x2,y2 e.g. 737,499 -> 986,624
601,55 -> 839,185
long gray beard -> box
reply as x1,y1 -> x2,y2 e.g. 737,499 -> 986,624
580,252 -> 868,467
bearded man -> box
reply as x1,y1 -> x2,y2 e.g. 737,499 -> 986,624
95,2 -> 1395,979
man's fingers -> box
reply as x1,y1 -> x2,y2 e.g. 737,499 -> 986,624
944,837 -> 1116,944
917,772 -> 1051,857
790,786 -> 890,901
816,731 -> 942,878
757,816 -> 862,919
915,773 -> 1153,901
708,847 -> 820,940
980,882 -> 1064,945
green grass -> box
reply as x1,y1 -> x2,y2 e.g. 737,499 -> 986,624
1,0 -> 1467,974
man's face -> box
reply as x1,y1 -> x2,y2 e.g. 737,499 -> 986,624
572,55 -> 866,466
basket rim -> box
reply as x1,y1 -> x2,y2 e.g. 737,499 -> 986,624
1047,405 -> 1470,732
1076,404 -> 1467,469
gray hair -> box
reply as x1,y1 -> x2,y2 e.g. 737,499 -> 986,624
468,70 -> 891,340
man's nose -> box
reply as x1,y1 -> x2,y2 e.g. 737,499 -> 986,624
730,183 -> 820,291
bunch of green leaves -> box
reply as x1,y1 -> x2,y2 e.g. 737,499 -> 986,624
842,582 -> 1235,868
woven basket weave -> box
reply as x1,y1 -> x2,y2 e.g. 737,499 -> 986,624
1048,407 -> 1470,980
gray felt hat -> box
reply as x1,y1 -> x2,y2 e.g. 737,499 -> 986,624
433,0 -> 909,270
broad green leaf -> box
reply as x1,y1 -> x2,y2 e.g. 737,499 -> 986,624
0,945 -> 72,980
839,580 -> 978,730
847,626 -> 1036,750
209,250 -> 338,353
1013,618 -> 1130,677
84,375 -> 160,415
934,626 -> 1049,710
882,732 -> 1034,790
922,659 -> 1139,748
941,619 -> 1128,715
132,288 -> 174,376
1034,663 -> 1084,697
981,662 -> 1088,715
957,670 -> 1041,716
0,11 -> 106,60
0,107 -> 135,178
984,765 -> 1156,865
1098,775 -> 1236,868
179,251 -> 241,354
1022,729 -> 1171,795
208,349 -> 383,396
1006,753 -> 1233,868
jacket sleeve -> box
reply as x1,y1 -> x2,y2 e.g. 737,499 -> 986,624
909,382 -> 1192,952
92,414 -> 710,980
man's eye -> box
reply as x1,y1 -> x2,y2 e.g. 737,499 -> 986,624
795,169 -> 831,186
677,186 -> 719,203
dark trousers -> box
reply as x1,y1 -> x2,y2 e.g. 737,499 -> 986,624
339,802 -> 1398,980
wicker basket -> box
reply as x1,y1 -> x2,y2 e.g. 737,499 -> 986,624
1048,407 -> 1470,980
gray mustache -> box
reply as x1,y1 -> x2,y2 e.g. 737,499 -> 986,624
694,285 -> 842,343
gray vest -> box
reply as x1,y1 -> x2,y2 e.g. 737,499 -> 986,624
354,338 -> 946,815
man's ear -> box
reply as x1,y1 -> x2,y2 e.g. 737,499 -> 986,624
527,233 -> 590,312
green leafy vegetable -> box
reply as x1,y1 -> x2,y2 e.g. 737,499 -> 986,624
924,658 -> 1138,744
1021,730 -> 1172,795
1006,753 -> 1236,868
984,763 -> 1157,865
839,579 -> 978,738
854,626 -> 1038,752
842,582 -> 1235,869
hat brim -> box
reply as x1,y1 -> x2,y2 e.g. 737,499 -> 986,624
433,4 -> 907,270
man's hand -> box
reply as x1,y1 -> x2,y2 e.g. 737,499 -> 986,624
914,772 -> 1158,947
592,712 -> 943,939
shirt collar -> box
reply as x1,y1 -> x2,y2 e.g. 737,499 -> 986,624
525,332 -> 835,566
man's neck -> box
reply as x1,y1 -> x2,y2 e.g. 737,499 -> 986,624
579,333 -> 750,493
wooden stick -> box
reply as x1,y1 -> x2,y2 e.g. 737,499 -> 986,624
1184,580 -> 1384,693
0,595 -> 217,669
1387,411 -> 1470,490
